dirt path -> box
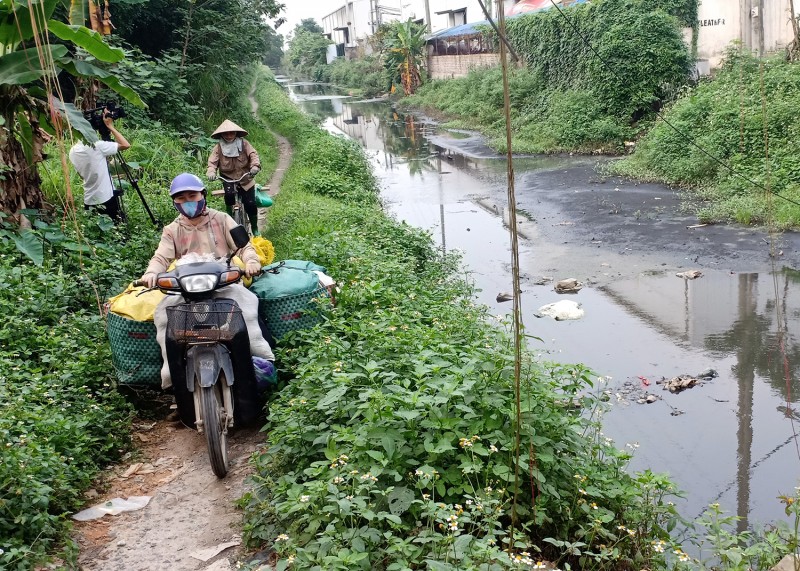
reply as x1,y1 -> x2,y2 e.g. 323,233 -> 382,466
74,420 -> 268,571
251,82 -> 291,230
74,85 -> 293,571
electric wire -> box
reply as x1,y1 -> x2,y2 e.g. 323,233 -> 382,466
546,0 -> 800,209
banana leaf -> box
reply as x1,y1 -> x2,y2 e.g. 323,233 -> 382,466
50,98 -> 98,143
59,58 -> 145,107
0,45 -> 67,85
0,0 -> 59,47
48,20 -> 124,62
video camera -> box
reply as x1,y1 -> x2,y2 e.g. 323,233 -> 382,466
83,101 -> 126,140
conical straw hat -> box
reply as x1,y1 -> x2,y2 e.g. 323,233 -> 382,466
211,119 -> 248,139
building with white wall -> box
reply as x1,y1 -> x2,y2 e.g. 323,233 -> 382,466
322,0 -> 403,58
693,0 -> 798,72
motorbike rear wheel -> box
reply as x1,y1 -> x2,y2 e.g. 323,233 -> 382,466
200,382 -> 229,478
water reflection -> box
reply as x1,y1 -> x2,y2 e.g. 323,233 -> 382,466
286,82 -> 800,528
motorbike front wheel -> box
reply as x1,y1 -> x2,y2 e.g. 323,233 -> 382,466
200,383 -> 229,478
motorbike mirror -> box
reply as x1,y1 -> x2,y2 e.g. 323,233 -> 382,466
230,225 -> 250,249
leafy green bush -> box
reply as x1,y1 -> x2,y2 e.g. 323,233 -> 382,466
613,49 -> 800,227
325,56 -> 386,97
0,214 -> 141,568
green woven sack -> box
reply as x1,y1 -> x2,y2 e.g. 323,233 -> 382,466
106,312 -> 162,386
259,285 -> 330,340
251,260 -> 326,300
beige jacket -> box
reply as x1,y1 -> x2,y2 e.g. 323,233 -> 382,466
206,139 -> 260,191
145,208 -> 259,276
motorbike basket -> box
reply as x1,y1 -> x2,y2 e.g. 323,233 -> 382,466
166,299 -> 245,345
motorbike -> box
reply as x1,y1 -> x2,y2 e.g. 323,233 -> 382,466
152,225 -> 263,478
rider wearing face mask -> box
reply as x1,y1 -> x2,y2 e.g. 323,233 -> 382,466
139,173 -> 274,389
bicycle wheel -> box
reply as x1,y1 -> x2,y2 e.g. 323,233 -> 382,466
200,381 -> 229,478
232,201 -> 249,236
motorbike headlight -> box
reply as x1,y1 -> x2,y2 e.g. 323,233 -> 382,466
179,274 -> 218,293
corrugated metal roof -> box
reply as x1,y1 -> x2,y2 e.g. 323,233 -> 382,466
427,0 -> 588,41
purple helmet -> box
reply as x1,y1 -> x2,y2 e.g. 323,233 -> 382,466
169,173 -> 205,196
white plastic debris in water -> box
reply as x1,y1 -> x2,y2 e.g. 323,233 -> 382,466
536,300 -> 584,321
72,496 -> 151,521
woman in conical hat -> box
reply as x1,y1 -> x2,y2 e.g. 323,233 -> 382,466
206,119 -> 262,236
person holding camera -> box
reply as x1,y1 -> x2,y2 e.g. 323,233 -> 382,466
206,119 -> 261,236
69,109 -> 130,223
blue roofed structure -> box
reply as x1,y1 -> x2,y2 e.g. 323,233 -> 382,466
427,0 -> 589,41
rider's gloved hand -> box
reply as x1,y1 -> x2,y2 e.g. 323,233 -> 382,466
249,167 -> 260,177
244,260 -> 261,278
206,172 -> 217,181
140,272 -> 157,288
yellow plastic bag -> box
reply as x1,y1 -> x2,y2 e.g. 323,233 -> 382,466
250,236 -> 275,267
108,284 -> 166,322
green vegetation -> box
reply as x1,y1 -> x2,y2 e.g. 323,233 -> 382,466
0,0 -> 283,561
312,56 -> 386,98
382,20 -> 428,95
612,49 -> 800,227
405,0 -> 693,153
0,127 -> 184,568
285,19 -> 427,97
285,19 -> 332,82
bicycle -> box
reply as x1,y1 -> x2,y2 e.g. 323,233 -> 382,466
214,173 -> 254,234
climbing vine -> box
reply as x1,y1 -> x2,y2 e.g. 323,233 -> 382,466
500,0 -> 697,119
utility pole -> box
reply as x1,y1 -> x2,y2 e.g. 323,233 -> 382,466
424,0 -> 432,31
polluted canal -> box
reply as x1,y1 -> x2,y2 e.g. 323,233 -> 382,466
286,80 -> 800,531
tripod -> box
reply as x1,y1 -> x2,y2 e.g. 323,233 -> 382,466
110,151 -> 162,229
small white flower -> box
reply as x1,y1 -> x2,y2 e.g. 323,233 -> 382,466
299,495 -> 310,503
276,534 -> 289,542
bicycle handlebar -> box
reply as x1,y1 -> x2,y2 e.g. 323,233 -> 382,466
218,173 -> 252,184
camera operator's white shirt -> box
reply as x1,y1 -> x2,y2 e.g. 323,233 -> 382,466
68,141 -> 119,205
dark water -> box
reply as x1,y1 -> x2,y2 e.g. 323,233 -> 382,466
287,81 -> 800,530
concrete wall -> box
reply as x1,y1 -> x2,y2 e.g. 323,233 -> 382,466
693,0 -> 797,70
427,52 -> 501,79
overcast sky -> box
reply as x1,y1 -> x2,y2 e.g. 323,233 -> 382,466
277,2 -> 327,38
